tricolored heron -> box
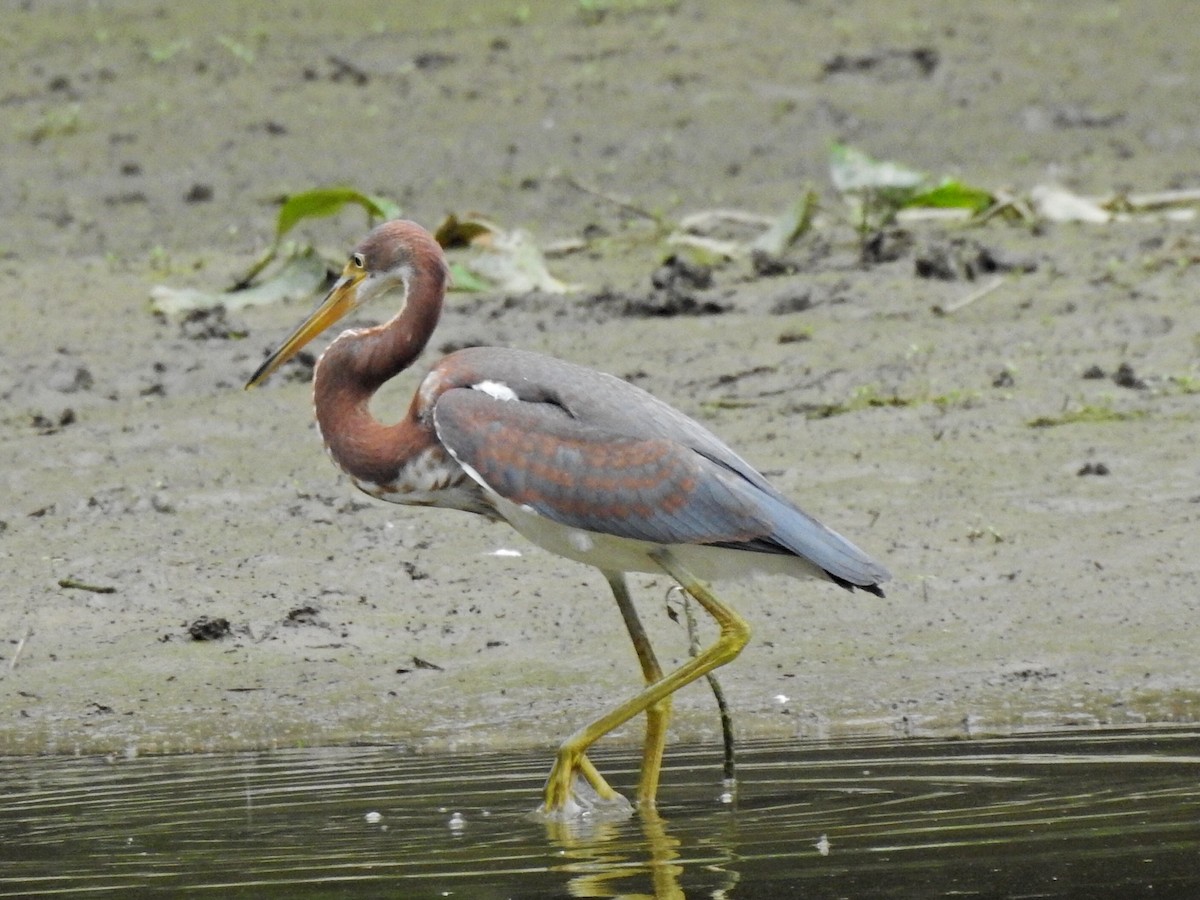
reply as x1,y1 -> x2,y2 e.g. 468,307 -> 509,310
246,220 -> 889,819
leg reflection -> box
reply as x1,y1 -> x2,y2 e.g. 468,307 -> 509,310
545,806 -> 685,900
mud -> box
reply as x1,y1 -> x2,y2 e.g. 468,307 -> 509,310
2,1 -> 1198,758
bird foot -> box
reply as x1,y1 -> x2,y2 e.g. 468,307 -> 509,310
534,771 -> 633,823
534,756 -> 633,823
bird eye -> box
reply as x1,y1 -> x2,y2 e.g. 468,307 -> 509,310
351,253 -> 365,269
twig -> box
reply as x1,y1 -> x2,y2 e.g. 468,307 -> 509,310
230,244 -> 278,291
974,190 -> 1036,225
10,628 -> 30,670
677,209 -> 774,232
58,578 -> 117,594
671,587 -> 737,783
561,175 -> 661,222
1104,188 -> 1200,211
932,275 -> 1005,317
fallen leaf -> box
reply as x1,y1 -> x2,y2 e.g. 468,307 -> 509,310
1029,185 -> 1111,223
750,192 -> 819,255
459,227 -> 578,294
665,233 -> 743,261
434,213 -> 500,248
829,142 -> 929,195
152,248 -> 329,314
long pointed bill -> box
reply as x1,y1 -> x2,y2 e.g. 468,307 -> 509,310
244,269 -> 363,389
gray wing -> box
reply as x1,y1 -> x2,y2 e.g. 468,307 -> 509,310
431,353 -> 889,591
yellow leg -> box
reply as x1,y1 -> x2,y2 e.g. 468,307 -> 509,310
536,571 -> 666,818
606,571 -> 671,810
539,551 -> 751,818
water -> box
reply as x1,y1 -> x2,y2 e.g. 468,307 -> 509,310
2,727 -> 1198,898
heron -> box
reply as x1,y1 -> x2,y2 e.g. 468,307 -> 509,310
245,219 -> 889,819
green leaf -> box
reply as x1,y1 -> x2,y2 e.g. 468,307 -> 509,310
229,187 -> 400,291
903,180 -> 994,213
275,187 -> 398,241
447,261 -> 493,292
365,193 -> 403,222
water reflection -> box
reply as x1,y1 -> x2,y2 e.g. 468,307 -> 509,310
547,809 -> 697,899
1,727 -> 1198,897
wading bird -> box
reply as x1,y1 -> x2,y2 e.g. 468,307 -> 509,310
246,220 -> 889,819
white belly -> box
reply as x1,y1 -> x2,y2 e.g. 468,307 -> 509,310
489,494 -> 829,584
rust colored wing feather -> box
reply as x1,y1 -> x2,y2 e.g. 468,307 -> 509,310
433,388 -> 769,546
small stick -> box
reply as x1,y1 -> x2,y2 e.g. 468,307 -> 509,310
10,628 -> 30,671
677,209 -> 774,232
932,275 -> 1005,316
561,175 -> 661,222
670,586 -> 737,783
974,190 -> 1036,225
58,578 -> 117,594
1105,188 -> 1200,211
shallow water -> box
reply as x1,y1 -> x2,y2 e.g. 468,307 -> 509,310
2,727 -> 1197,898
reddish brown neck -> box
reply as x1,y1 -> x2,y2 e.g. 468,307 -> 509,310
312,255 -> 447,486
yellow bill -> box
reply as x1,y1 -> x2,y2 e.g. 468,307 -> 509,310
244,266 -> 364,389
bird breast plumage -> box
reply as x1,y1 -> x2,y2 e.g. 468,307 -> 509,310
338,442 -> 493,516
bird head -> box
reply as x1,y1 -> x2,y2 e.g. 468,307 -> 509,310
244,220 -> 434,389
